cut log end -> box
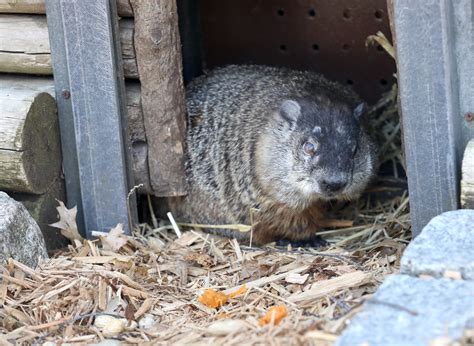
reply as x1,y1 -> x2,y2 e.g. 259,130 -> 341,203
23,93 -> 62,193
0,92 -> 61,194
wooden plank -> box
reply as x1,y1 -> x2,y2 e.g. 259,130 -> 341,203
0,0 -> 133,17
0,14 -> 138,78
130,0 -> 187,196
288,271 -> 372,304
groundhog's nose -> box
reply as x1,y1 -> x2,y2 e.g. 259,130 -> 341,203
320,179 -> 347,194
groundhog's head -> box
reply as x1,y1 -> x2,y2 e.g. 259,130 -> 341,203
256,97 -> 377,209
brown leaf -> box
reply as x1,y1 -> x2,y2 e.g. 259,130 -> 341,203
101,224 -> 128,252
49,201 -> 84,242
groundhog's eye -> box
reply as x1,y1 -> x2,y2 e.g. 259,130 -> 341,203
303,141 -> 318,156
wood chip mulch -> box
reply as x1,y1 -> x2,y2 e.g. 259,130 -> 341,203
0,188 -> 410,345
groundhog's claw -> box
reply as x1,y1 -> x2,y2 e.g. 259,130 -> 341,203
275,234 -> 329,249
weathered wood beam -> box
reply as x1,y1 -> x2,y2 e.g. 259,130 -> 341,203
0,0 -> 133,17
130,0 -> 187,196
0,14 -> 138,78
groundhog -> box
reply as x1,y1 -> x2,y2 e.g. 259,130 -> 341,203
168,65 -> 377,245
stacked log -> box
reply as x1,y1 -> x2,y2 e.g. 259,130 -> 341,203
0,75 -> 151,247
0,1 -> 187,196
0,76 -> 66,248
0,0 -> 134,17
0,76 -> 59,194
0,75 -> 150,192
0,0 -> 188,244
0,14 -> 138,78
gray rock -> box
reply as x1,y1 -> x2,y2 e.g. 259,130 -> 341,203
336,274 -> 474,346
401,210 -> 474,280
0,191 -> 48,268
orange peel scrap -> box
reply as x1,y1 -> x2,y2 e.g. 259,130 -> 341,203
198,285 -> 248,309
198,289 -> 228,308
259,305 -> 288,326
228,285 -> 248,299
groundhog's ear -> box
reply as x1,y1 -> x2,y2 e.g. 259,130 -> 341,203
279,100 -> 301,124
353,103 -> 366,121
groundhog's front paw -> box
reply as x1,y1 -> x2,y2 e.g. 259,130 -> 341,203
275,234 -> 328,249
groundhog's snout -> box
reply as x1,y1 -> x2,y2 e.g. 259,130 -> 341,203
320,177 -> 347,195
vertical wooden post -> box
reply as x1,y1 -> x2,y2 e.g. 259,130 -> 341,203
130,0 -> 188,196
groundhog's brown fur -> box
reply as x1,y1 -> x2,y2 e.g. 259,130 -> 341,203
168,65 -> 377,245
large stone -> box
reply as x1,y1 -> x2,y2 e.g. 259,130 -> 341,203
336,274 -> 474,346
401,210 -> 474,280
0,191 -> 48,268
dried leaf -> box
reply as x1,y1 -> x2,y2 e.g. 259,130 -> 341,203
365,31 -> 395,59
101,224 -> 128,252
49,201 -> 83,242
259,305 -> 288,326
125,304 -> 136,321
198,289 -> 228,308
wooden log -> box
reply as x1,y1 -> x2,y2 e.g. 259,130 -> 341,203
119,18 -> 139,80
0,75 -> 152,194
0,0 -> 134,17
130,0 -> 187,196
0,14 -> 138,78
461,140 -> 474,209
12,177 -> 69,251
0,78 -> 61,194
125,82 -> 152,193
0,14 -> 51,74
